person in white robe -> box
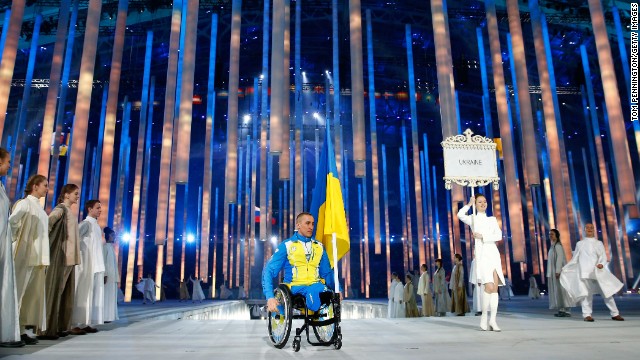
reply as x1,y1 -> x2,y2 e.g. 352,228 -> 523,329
142,274 -> 158,304
417,264 -> 434,317
102,227 -> 119,322
0,149 -> 23,347
72,200 -> 105,333
469,258 -> 484,316
458,194 -> 504,332
547,229 -> 571,317
560,223 -> 624,322
388,273 -> 399,318
392,275 -> 405,318
9,175 -> 50,344
190,276 -> 205,302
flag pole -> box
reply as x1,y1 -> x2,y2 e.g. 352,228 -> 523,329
332,232 -> 339,293
471,186 -> 476,231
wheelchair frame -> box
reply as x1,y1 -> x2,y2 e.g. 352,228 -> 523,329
267,284 -> 342,352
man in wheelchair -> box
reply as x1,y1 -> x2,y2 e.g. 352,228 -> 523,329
261,212 -> 342,350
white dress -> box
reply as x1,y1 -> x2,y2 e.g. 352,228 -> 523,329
388,279 -> 398,318
393,281 -> 405,318
458,205 -> 505,286
190,278 -> 205,301
0,183 -> 20,343
103,243 -> 119,321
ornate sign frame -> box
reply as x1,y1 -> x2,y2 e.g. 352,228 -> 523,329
441,128 -> 500,190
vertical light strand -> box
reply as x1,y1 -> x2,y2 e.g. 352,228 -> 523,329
280,0 -> 291,180
66,0 -> 103,216
399,150 -> 408,273
175,0 -> 199,183
118,103 -> 135,302
588,0 -> 636,206
529,0 -> 573,258
422,134 -> 434,268
485,0 -> 524,262
332,0 -> 342,178
581,149 -> 600,237
405,24 -> 425,265
349,0 -> 366,171
137,78 -> 155,276
92,86 -> 108,199
432,166 -> 442,258
363,10 -> 381,254
249,78 -> 259,271
95,0 -> 127,227
294,0 -> 303,218
506,0 -> 539,185
212,188 -> 219,296
201,13 -> 218,283
0,11 -> 10,64
362,178 -> 370,298
166,118 -> 180,264
9,14 -> 41,199
381,144 -> 391,289
223,0 -> 243,282
196,186 -> 203,278
133,31 -> 154,277
155,0 -> 182,246
0,0 -> 25,142
358,184 -> 364,293
270,0 -> 284,155
259,0 -> 270,243
235,146 -> 245,287
602,104 -> 633,280
180,186 -> 189,280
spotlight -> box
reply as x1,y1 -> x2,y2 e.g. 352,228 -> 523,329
122,233 -> 131,243
187,234 -> 195,243
243,114 -> 251,123
271,236 -> 278,243
313,112 -> 320,120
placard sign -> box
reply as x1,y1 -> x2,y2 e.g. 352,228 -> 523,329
441,129 -> 500,190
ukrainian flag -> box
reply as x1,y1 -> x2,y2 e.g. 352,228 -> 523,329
309,126 -> 350,268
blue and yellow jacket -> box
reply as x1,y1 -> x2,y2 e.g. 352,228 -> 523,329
262,232 -> 337,299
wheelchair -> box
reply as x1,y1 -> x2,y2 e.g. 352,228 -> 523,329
267,284 -> 342,352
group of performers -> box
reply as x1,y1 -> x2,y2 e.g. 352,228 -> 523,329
388,193 -> 626,331
0,148 -> 119,348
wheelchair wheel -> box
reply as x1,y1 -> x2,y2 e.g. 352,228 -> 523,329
268,285 -> 293,348
312,298 -> 337,343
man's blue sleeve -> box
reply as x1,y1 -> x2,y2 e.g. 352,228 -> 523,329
262,242 -> 288,299
319,250 -> 342,292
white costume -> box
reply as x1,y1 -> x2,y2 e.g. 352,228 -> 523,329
392,280 -> 405,318
469,259 -> 484,313
73,216 -> 105,327
458,204 -> 503,331
0,182 -> 20,344
102,242 -> 119,321
143,278 -> 157,303
190,277 -> 205,302
387,279 -> 398,318
457,205 -> 505,286
560,237 -> 622,318
9,195 -> 49,333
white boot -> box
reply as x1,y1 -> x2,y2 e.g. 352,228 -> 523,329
489,293 -> 501,331
480,291 -> 491,331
